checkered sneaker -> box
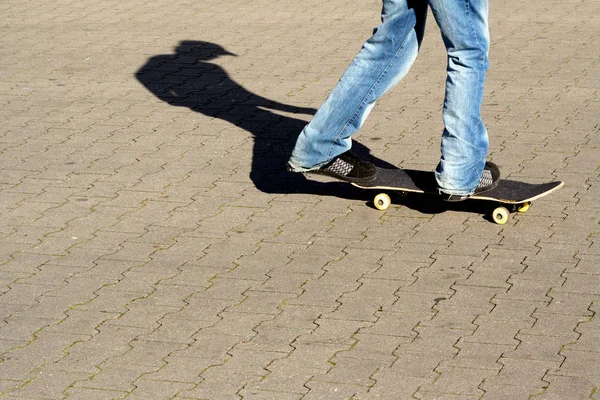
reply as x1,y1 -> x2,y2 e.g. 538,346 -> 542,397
323,157 -> 354,177
477,169 -> 494,189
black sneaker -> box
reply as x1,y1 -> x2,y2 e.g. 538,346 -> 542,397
440,161 -> 500,202
473,161 -> 500,195
310,151 -> 377,184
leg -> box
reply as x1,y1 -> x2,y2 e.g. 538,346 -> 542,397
289,0 -> 427,171
428,0 -> 491,195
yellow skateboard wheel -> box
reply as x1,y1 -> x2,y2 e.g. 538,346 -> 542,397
517,202 -> 531,213
492,206 -> 510,225
374,193 -> 391,211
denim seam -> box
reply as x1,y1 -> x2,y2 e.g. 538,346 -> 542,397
468,0 -> 488,165
326,22 -> 417,161
466,0 -> 487,100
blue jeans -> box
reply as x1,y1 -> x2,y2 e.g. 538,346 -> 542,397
288,0 -> 490,195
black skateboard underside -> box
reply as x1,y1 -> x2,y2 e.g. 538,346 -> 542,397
353,167 -> 563,204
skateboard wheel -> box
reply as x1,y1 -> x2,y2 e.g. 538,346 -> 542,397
517,202 -> 531,213
374,193 -> 391,211
492,207 -> 510,225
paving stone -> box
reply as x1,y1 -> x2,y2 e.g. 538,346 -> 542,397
296,318 -> 369,347
454,266 -> 512,290
441,341 -> 513,372
485,298 -> 545,322
258,272 -> 310,295
387,291 -> 442,315
49,345 -> 112,375
200,311 -> 273,342
552,349 -> 600,380
287,280 -> 359,309
520,311 -> 587,339
236,388 -> 303,400
0,283 -> 54,306
567,254 -> 600,275
0,338 -> 29,355
465,319 -> 526,346
423,305 -> 486,331
126,379 -> 195,400
245,365 -> 315,395
497,358 -> 562,387
479,382 -> 546,400
67,324 -> 150,360
441,286 -> 500,311
1,331 -> 90,380
543,291 -> 596,316
268,342 -> 339,376
385,351 -> 442,380
364,260 -> 429,282
73,361 -> 152,392
105,303 -> 180,330
6,369 -> 92,399
536,375 -> 597,400
168,297 -> 231,322
16,263 -> 83,287
496,278 -> 554,302
564,331 -> 600,354
184,351 -> 288,398
402,269 -> 467,296
503,334 -> 567,363
556,272 -> 600,295
182,333 -> 245,360
65,387 -> 129,400
420,366 -> 487,397
303,380 -> 370,399
335,333 -> 410,363
365,372 -> 432,399
417,392 -> 481,400
143,355 -> 217,384
0,316 -> 57,341
263,304 -> 330,331
398,326 -> 467,359
321,297 -> 383,323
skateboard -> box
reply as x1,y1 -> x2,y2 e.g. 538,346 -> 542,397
352,167 -> 564,224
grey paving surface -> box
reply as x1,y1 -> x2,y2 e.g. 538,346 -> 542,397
1,0 -> 599,399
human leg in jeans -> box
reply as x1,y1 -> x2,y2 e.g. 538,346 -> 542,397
428,0 -> 497,199
288,0 -> 427,184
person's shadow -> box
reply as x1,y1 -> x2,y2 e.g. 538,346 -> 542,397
135,40 -> 393,199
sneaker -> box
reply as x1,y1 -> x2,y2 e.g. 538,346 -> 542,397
310,151 -> 377,184
440,161 -> 500,202
473,161 -> 500,195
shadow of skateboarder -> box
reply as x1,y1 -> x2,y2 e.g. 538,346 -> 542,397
136,40 -> 391,199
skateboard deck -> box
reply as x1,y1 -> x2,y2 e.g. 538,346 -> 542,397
352,167 -> 564,224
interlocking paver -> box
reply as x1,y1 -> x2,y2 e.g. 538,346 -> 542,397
420,366 -> 487,398
1,0 -> 599,398
485,298 -> 543,322
5,370 -> 91,399
441,341 -> 512,373
63,387 -> 129,400
536,375 -> 597,400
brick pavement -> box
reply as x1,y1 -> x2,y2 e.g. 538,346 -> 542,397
1,0 -> 599,399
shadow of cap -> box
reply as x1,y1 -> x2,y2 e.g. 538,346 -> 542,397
175,40 -> 237,59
